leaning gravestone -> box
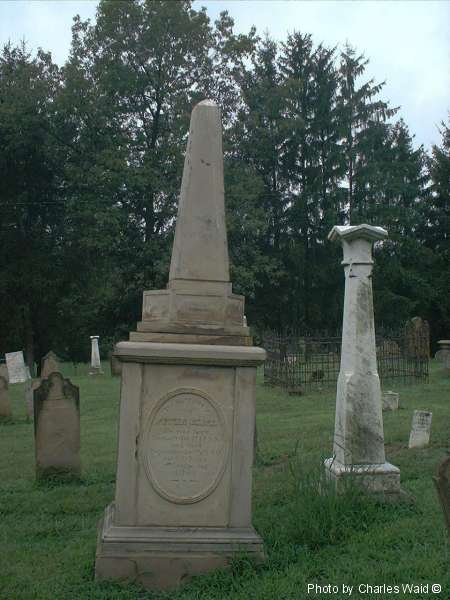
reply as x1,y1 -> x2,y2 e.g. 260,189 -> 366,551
95,100 -> 265,590
434,453 -> 450,536
408,410 -> 432,448
34,372 -> 80,479
324,225 -> 402,499
0,376 -> 12,418
5,351 -> 29,384
382,391 -> 399,411
41,351 -> 60,378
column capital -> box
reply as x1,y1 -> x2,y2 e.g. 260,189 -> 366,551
328,224 -> 388,266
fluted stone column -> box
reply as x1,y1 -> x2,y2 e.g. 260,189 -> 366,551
324,225 -> 401,498
89,336 -> 103,375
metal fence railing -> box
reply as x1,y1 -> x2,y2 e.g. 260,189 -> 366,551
263,322 -> 429,393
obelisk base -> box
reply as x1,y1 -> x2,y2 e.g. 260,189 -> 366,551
95,504 -> 264,590
324,458 -> 402,500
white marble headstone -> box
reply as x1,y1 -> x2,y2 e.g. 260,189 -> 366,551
5,351 -> 30,384
408,410 -> 432,448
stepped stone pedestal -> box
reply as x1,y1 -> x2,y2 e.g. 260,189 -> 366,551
324,225 -> 402,499
95,100 -> 265,589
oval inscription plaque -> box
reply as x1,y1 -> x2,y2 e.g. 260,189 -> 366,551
143,388 -> 228,504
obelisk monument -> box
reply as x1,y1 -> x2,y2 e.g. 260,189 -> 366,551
95,100 -> 265,589
324,225 -> 401,498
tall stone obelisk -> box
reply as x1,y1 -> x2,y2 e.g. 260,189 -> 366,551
95,100 -> 265,589
324,225 -> 401,498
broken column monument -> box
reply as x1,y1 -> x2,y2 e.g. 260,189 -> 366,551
89,336 -> 103,374
95,100 -> 265,589
324,224 -> 401,499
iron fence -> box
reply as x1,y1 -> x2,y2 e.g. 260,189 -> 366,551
263,324 -> 429,393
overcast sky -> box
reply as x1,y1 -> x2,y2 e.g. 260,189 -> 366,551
1,0 -> 448,150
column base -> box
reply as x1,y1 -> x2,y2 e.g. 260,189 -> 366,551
324,458 -> 404,501
89,368 -> 104,375
95,504 -> 265,590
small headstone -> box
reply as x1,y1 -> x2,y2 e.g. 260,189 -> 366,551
34,372 -> 80,479
0,376 -> 12,418
5,351 -> 30,384
90,336 -> 103,375
0,363 -> 9,382
382,391 -> 399,411
41,351 -> 60,378
25,379 -> 41,420
433,453 -> 450,536
408,410 -> 432,448
436,340 -> 450,369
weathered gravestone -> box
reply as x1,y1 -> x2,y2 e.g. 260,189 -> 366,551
0,363 -> 9,382
34,372 -> 80,479
435,340 -> 450,369
324,225 -> 402,499
408,410 -> 432,448
89,336 -> 103,375
40,351 -> 60,378
405,317 -> 430,359
5,351 -> 29,384
25,379 -> 41,420
95,100 -> 265,590
382,391 -> 399,411
433,452 -> 450,536
0,376 -> 12,418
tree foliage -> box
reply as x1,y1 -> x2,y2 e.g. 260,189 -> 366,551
0,0 -> 448,364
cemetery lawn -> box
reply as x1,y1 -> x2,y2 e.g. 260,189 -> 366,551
1,362 -> 449,600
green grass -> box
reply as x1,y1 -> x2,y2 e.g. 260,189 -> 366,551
1,362 -> 449,600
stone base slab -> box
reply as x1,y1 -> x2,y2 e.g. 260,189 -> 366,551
95,504 -> 265,589
324,458 -> 402,498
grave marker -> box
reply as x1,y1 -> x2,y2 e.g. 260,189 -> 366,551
382,391 -> 399,411
0,376 -> 12,418
5,351 -> 29,384
408,410 -> 432,448
41,351 -> 60,378
90,336 -> 103,374
34,372 -> 80,478
324,224 -> 402,499
95,100 -> 265,589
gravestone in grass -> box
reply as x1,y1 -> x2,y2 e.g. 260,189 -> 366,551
382,391 -> 399,411
25,379 -> 41,420
408,410 -> 432,448
435,340 -> 450,370
89,335 -> 103,375
95,100 -> 265,590
40,351 -> 60,378
5,351 -> 29,384
34,372 -> 80,479
0,376 -> 12,417
0,363 -> 9,382
324,225 -> 402,500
